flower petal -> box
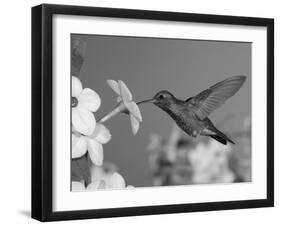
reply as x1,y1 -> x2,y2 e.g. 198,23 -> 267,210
72,134 -> 87,159
130,114 -> 140,135
86,180 -> 100,191
107,80 -> 120,95
87,138 -> 103,166
72,107 -> 96,136
117,96 -> 122,103
72,181 -> 85,191
118,80 -> 132,101
125,101 -> 142,122
107,172 -> 126,189
79,88 -> 101,112
72,76 -> 83,97
97,180 -> 106,189
91,123 -> 112,144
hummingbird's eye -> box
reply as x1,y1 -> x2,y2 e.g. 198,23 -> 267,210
159,94 -> 164,100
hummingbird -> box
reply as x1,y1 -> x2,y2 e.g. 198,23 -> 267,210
139,75 -> 246,145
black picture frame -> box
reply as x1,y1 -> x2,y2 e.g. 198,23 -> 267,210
31,4 -> 274,222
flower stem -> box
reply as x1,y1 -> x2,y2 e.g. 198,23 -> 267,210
97,100 -> 147,123
98,102 -> 126,123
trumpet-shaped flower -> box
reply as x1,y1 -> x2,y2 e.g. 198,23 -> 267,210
72,76 -> 101,135
102,80 -> 142,135
72,123 -> 111,166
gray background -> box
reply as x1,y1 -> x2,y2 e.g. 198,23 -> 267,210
73,34 -> 251,187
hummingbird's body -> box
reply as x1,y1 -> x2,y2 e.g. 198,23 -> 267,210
155,97 -> 202,136
141,76 -> 246,145
156,95 -> 233,144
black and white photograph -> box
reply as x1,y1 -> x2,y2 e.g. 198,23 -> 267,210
30,3 -> 273,221
0,0 -> 278,225
71,34 -> 251,191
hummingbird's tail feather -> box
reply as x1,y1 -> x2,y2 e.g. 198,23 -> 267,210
209,135 -> 227,145
209,134 -> 235,145
208,127 -> 235,145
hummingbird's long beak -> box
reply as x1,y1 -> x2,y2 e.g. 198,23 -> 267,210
137,98 -> 156,105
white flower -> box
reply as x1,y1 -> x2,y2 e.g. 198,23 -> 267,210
106,80 -> 142,134
91,165 -> 134,190
86,123 -> 111,165
72,123 -> 111,166
72,133 -> 87,158
72,76 -> 101,136
106,172 -> 127,189
72,172 -> 133,191
188,140 -> 234,184
101,172 -> 134,189
71,180 -> 105,192
102,172 -> 134,189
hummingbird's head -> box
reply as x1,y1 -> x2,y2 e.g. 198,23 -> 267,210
138,90 -> 175,108
153,90 -> 175,106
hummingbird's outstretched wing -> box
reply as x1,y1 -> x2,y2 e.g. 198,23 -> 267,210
186,75 -> 246,120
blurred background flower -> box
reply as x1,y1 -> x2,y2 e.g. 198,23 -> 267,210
146,116 -> 251,186
72,180 -> 105,192
71,161 -> 133,191
71,38 -> 86,76
188,140 -> 235,184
